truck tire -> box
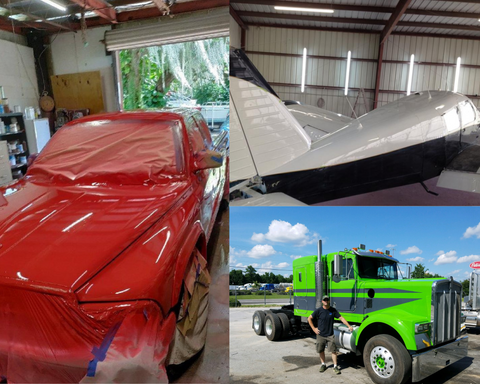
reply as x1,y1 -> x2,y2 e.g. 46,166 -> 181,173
265,312 -> 282,341
277,312 -> 290,339
363,334 -> 412,384
252,310 -> 266,335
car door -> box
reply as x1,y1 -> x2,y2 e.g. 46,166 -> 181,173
187,115 -> 224,238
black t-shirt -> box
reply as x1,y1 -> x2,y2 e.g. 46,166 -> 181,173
311,306 -> 340,337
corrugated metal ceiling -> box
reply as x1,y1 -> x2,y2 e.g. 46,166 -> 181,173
231,0 -> 480,39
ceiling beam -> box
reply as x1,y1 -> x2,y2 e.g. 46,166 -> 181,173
78,0 -> 228,30
238,11 -> 385,25
232,0 -> 480,19
238,11 -> 480,33
0,17 -> 24,34
245,22 -> 480,41
230,5 -> 247,30
380,0 -> 413,44
68,0 -> 117,23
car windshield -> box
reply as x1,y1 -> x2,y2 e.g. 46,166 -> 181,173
28,117 -> 185,185
357,256 -> 398,280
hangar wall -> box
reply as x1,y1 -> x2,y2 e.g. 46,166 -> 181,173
0,34 -> 39,110
244,26 -> 480,116
50,26 -> 117,113
230,16 -> 241,49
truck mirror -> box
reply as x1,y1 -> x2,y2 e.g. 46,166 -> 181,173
334,254 -> 343,277
407,265 -> 411,279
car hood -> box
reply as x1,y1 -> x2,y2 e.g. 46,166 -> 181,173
0,178 -> 189,293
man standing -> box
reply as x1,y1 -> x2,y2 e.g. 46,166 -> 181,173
308,295 -> 353,374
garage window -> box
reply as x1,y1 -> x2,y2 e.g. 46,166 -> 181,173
107,7 -> 229,126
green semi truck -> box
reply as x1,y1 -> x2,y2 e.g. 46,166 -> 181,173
252,241 -> 468,384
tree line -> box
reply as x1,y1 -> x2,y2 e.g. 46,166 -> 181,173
230,265 -> 293,285
411,263 -> 469,296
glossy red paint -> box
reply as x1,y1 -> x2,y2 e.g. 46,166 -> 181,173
0,110 -> 228,382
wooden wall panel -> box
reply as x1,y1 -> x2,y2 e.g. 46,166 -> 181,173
50,71 -> 105,115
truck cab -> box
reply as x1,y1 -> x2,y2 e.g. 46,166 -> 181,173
253,241 -> 468,384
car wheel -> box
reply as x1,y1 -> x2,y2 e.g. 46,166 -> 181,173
265,312 -> 282,341
166,248 -> 210,367
277,312 -> 290,339
252,310 -> 266,335
363,334 -> 412,384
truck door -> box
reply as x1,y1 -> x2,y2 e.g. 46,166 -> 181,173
330,255 -> 357,312
294,266 -> 309,311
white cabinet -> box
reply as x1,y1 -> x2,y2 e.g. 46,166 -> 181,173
25,118 -> 51,154
0,141 -> 13,186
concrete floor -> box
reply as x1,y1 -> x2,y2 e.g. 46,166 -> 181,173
230,307 -> 480,384
174,207 -> 229,384
315,177 -> 480,206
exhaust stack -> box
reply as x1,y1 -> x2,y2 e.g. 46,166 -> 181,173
315,240 -> 324,308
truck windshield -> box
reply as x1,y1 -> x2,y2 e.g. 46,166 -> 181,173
357,256 -> 398,280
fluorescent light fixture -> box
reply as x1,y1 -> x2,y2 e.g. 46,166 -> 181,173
9,14 -> 28,21
40,0 -> 67,12
274,6 -> 334,13
344,51 -> 351,96
454,57 -> 461,93
301,48 -> 307,93
407,54 -> 414,96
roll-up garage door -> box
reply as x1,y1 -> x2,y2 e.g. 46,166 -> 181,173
105,6 -> 229,51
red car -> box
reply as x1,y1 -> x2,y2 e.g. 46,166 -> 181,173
0,110 -> 228,382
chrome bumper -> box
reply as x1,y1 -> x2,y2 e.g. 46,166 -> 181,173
411,336 -> 468,382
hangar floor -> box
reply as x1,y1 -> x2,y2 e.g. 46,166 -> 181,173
315,177 -> 480,206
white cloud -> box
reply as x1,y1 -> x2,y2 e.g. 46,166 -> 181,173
450,269 -> 461,275
256,261 -> 290,274
463,222 -> 480,239
251,220 -> 319,247
386,244 -> 396,249
251,233 -> 265,242
290,255 -> 303,260
428,258 -> 435,262
436,250 -> 444,256
434,250 -> 458,265
406,256 -> 424,262
400,246 -> 423,255
376,248 -> 383,252
457,255 -> 480,263
247,244 -> 277,259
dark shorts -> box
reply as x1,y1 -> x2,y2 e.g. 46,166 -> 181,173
316,334 -> 337,353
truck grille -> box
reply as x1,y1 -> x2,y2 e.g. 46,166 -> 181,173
431,279 -> 462,345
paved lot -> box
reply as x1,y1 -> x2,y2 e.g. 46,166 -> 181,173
230,308 -> 480,384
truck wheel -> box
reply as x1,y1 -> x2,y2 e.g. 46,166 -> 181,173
265,312 -> 282,341
277,312 -> 290,339
363,334 -> 412,384
252,310 -> 266,335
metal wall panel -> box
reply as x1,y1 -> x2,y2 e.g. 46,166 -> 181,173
245,27 -> 480,114
246,26 -> 378,115
230,15 -> 242,49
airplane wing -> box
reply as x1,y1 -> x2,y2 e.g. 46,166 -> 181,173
229,76 -> 311,183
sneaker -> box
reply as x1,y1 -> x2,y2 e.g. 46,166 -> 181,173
319,364 -> 327,373
333,366 -> 341,375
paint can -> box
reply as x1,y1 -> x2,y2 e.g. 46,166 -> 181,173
14,105 -> 21,113
9,155 -> 16,166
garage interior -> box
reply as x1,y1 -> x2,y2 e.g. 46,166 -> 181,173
230,0 -> 480,205
0,0 -> 228,382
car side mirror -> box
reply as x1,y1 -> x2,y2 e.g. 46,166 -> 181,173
193,150 -> 223,171
333,254 -> 343,283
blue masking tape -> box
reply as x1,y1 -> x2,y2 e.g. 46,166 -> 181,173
212,156 -> 223,163
86,320 -> 123,377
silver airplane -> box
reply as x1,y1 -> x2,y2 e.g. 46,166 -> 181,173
229,49 -> 480,206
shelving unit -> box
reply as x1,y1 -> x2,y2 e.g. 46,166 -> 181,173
0,112 -> 30,184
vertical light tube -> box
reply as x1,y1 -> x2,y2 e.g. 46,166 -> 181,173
407,54 -> 414,96
344,51 -> 351,96
301,48 -> 307,93
454,57 -> 461,93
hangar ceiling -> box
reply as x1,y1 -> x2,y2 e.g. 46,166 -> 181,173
230,0 -> 480,40
0,0 -> 227,34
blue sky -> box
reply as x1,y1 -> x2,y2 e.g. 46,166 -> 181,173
230,206 -> 480,282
